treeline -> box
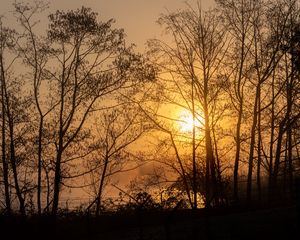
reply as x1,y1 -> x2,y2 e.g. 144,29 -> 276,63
1,0 -> 300,217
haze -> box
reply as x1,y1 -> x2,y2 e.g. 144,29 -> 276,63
1,0 -> 214,50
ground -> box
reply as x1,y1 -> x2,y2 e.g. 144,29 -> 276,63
1,203 -> 299,240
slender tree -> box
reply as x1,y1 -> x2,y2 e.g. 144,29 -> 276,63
46,7 -> 154,215
217,0 -> 255,203
148,3 -> 228,208
13,1 -> 53,215
0,19 -> 12,214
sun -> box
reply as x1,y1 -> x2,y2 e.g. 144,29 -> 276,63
177,110 -> 203,133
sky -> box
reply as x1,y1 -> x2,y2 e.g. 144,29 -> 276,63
0,0 -> 215,205
1,0 -> 214,51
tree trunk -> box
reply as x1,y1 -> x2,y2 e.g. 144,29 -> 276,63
8,118 -> 26,215
233,26 -> 246,203
287,60 -> 294,194
96,156 -> 109,216
272,120 -> 285,192
247,86 -> 259,202
257,86 -> 261,202
268,72 -> 275,197
191,77 -> 197,210
37,116 -> 43,215
52,150 -> 62,216
203,103 -> 217,207
2,59 -> 25,215
0,58 -> 11,214
52,57 -> 66,216
234,102 -> 243,202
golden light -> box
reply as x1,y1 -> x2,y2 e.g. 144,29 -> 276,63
177,110 -> 203,133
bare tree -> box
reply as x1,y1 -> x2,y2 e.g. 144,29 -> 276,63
147,3 -> 228,208
12,1 -> 55,215
217,0 -> 255,203
84,107 -> 150,216
45,7 -> 154,215
0,15 -> 35,215
0,18 -> 13,214
271,0 -> 300,194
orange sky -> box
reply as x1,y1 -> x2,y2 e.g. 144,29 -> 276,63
1,0 -> 214,51
0,0 -> 214,206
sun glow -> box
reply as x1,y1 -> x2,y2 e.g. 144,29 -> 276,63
178,110 -> 203,133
